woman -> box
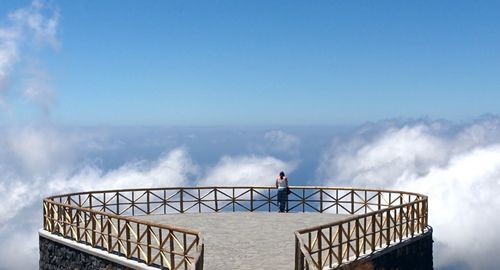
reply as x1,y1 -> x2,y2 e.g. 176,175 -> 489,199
275,171 -> 288,212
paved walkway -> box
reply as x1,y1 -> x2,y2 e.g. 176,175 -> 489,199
141,212 -> 351,270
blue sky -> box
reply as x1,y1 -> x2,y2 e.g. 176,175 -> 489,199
2,0 -> 500,126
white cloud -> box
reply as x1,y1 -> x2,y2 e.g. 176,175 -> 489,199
0,28 -> 19,99
0,124 -> 300,269
7,0 -> 59,49
263,130 -> 301,154
317,118 -> 500,269
22,63 -> 55,111
0,225 -> 39,269
46,148 -> 197,194
6,126 -> 73,174
0,180 -> 31,225
200,155 -> 297,186
0,135 -> 197,226
403,145 -> 500,268
5,118 -> 500,269
0,0 -> 59,107
318,124 -> 449,187
0,144 -> 197,269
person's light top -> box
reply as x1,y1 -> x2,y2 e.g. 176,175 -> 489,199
276,177 -> 288,190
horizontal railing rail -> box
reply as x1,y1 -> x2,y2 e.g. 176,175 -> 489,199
42,186 -> 428,270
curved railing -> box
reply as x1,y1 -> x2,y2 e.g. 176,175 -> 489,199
42,186 -> 428,270
292,188 -> 428,269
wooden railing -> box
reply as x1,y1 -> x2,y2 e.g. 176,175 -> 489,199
292,188 -> 428,269
42,186 -> 428,270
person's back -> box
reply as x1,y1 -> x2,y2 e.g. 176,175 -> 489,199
276,177 -> 287,189
276,171 -> 288,212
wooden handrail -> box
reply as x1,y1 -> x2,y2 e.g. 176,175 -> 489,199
46,185 -> 426,200
295,198 -> 427,234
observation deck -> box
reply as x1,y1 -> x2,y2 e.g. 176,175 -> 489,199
40,186 -> 430,270
142,212 -> 350,270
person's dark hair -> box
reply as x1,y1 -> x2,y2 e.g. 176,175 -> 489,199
279,171 -> 285,177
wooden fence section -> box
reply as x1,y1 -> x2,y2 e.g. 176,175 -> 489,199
293,189 -> 428,270
43,186 -> 428,270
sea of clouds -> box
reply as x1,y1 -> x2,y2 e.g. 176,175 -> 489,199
317,117 -> 500,269
0,125 -> 299,269
1,1 -> 499,270
4,118 -> 500,270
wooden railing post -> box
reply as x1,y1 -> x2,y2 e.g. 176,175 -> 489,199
411,204 -> 415,237
295,236 -> 300,270
398,206 -> 403,241
416,201 -> 422,233
136,223 -> 141,261
424,200 -> 429,228
180,188 -> 184,213
170,230 -> 176,268
147,225 -> 152,264
302,188 -> 305,212
319,189 -> 323,213
346,222 -> 351,260
91,212 -> 96,247
89,192 -> 93,209
198,189 -> 202,213
195,242 -> 205,270
147,189 -> 151,215
295,235 -> 305,270
232,188 -> 235,212
267,188 -> 271,212
68,206 -> 74,239
62,205 -> 67,236
42,202 -> 47,230
386,210 -> 391,246
56,204 -> 61,234
371,214 -> 376,252
338,225 -> 343,265
317,229 -> 322,268
75,208 -> 81,241
116,191 -> 120,215
103,192 -> 107,212
355,219 -> 360,258
378,191 -> 381,211
107,218 -> 112,252
364,190 -> 368,214
126,221 -> 131,258
49,202 -> 55,232
335,189 -> 339,214
131,192 -> 135,216
183,233 -> 188,270
286,187 -> 289,213
351,189 -> 355,214
250,187 -> 254,211
214,188 -> 218,212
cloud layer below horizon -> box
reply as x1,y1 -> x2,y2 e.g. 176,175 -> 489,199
0,126 -> 298,269
318,117 -> 500,269
2,118 -> 500,269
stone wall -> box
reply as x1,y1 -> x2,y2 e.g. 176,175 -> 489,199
40,230 -> 432,270
340,229 -> 433,270
39,236 -> 134,270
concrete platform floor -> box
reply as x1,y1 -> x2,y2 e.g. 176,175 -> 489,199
141,212 -> 351,270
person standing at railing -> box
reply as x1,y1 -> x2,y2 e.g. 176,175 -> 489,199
276,171 -> 289,212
